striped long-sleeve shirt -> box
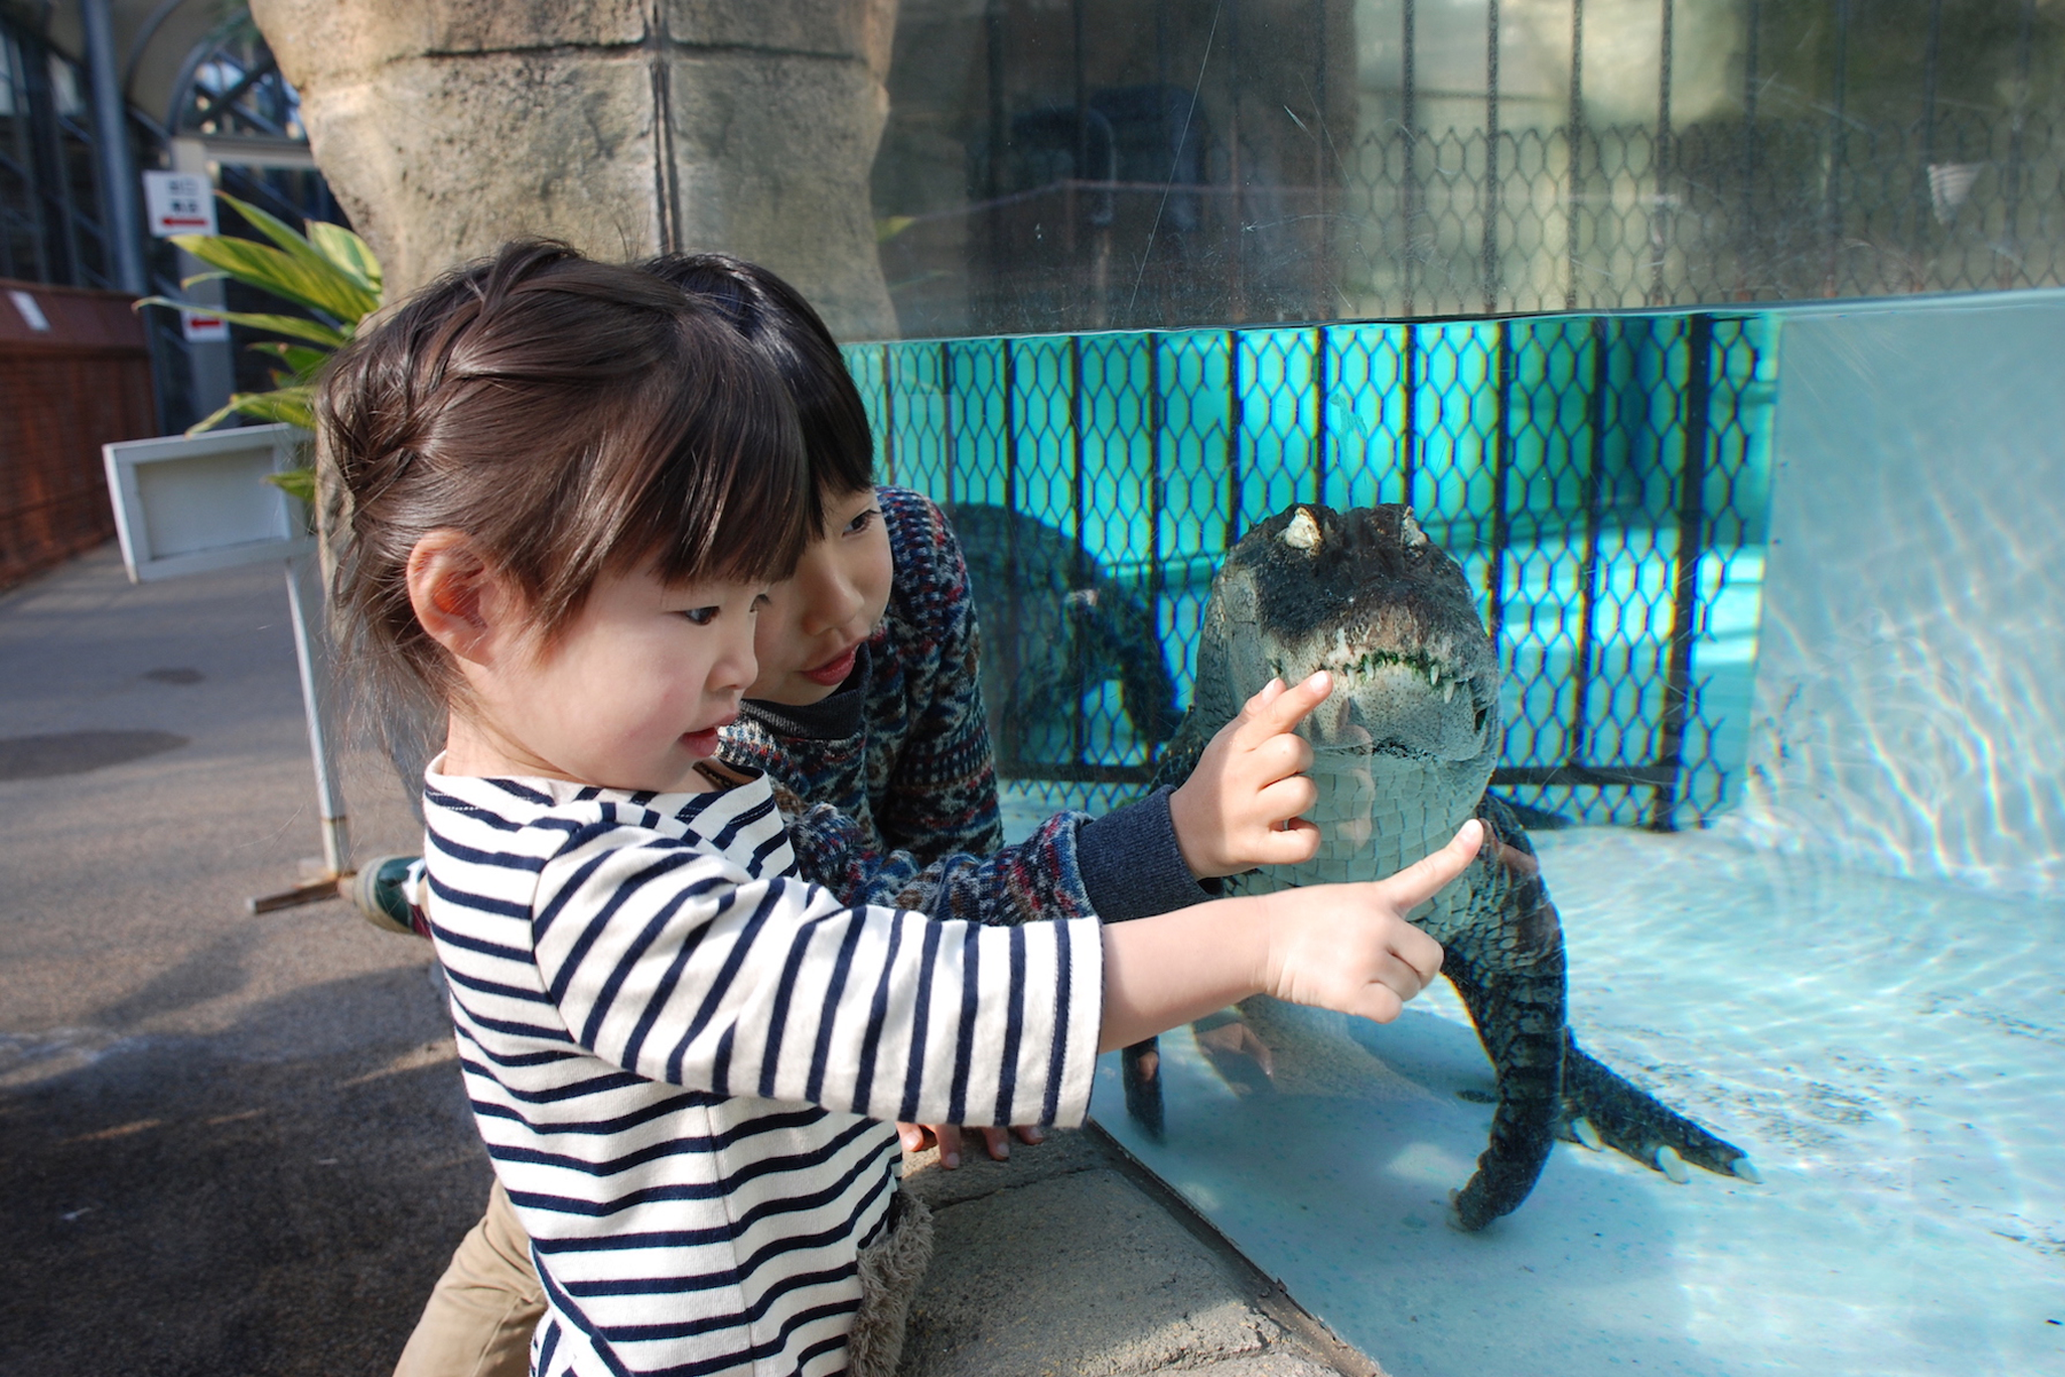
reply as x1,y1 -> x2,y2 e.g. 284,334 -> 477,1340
422,764 -> 1104,1377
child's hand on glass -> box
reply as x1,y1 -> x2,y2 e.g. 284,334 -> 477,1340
1168,671 -> 1333,878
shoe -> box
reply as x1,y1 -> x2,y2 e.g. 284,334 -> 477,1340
350,854 -> 427,937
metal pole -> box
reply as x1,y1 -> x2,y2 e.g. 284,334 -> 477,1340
1399,323 -> 1418,508
1402,0 -> 1419,315
1650,0 -> 1674,305
881,344 -> 898,484
2001,0 -> 2036,289
1567,316 -> 1610,772
940,342 -> 957,507
1312,0 -> 1331,318
984,0 -> 1008,327
249,552 -> 355,913
1001,340 -> 1024,773
1823,0 -> 1849,296
1227,0 -> 1247,321
80,0 -> 147,294
1916,0 -> 1943,286
1311,325 -> 1328,504
1224,328 -> 1244,547
1070,333 -> 1088,765
1565,0 -> 1585,310
1483,0 -> 1502,314
1736,0 -> 1760,299
1146,333 -> 1165,724
1648,313 -> 1711,831
1486,320 -> 1513,643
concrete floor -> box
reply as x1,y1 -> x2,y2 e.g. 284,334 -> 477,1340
0,544 -> 1378,1377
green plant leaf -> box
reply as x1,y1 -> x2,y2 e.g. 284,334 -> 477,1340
211,193 -> 382,317
249,341 -> 331,381
137,296 -> 349,348
168,234 -> 378,324
265,467 -> 318,504
305,221 -> 383,297
184,387 -> 316,435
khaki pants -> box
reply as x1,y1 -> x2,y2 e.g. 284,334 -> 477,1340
393,1178 -> 931,1377
393,1180 -> 542,1377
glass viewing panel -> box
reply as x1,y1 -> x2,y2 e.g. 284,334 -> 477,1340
874,0 -> 2065,337
848,291 -> 2065,1375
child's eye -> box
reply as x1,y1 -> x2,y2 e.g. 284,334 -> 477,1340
678,606 -> 720,626
845,508 -> 881,536
751,592 -> 771,613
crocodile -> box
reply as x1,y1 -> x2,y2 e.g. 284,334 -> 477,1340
946,503 -> 1182,762
1131,502 -> 1756,1231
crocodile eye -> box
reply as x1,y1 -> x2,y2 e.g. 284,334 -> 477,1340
1474,706 -> 1488,735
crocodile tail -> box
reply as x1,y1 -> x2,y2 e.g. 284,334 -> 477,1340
1444,801 -> 1571,1230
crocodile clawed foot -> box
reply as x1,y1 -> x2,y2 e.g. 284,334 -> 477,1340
1729,1157 -> 1763,1185
1571,1116 -> 1604,1151
1654,1145 -> 1690,1183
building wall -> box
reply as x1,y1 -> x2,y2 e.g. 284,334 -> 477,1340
0,280 -> 156,589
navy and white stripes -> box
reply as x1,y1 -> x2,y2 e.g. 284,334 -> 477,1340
421,765 -> 1102,1377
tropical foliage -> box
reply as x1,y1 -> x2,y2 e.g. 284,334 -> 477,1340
138,191 -> 383,502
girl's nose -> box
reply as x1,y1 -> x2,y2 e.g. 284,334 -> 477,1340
797,551 -> 864,635
714,623 -> 758,693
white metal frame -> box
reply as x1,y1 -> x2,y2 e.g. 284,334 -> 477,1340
102,423 -> 350,911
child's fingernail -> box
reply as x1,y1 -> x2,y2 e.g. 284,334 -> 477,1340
942,1151 -> 958,1168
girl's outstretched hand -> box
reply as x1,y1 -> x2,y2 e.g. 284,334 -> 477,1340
1262,818 -> 1481,1023
1098,819 -> 1484,1053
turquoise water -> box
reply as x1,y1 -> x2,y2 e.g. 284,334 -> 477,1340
959,294 -> 2064,1374
1085,827 -> 2065,1376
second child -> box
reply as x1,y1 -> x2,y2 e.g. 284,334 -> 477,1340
325,242 -> 1481,1377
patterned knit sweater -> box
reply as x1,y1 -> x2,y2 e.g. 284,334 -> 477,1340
720,487 -> 1209,929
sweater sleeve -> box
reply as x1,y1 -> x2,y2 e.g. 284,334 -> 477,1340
871,490 -> 1007,862
783,786 -> 1209,927
530,820 -> 1103,1128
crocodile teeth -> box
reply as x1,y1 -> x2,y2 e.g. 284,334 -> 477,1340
1443,679 -> 1457,703
1572,1117 -> 1604,1151
1730,1158 -> 1763,1185
1655,1145 -> 1691,1183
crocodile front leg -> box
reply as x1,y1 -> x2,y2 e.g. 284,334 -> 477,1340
1438,805 -> 1570,1230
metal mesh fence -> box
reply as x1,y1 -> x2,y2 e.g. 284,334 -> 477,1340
846,307 -> 1775,831
900,107 -> 2065,336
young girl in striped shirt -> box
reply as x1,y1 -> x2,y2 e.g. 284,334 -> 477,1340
324,242 -> 1481,1377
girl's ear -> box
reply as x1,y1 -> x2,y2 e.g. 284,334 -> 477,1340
406,530 -> 518,666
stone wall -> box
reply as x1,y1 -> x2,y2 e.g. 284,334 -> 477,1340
251,0 -> 899,340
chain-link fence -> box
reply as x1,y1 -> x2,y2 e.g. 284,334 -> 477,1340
846,307 -> 1774,831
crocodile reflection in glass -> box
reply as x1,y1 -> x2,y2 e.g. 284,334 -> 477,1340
1131,503 -> 1757,1229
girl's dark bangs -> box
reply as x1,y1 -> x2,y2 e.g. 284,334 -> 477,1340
638,363 -> 809,588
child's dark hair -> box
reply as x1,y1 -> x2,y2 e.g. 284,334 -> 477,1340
320,241 -> 809,713
637,253 -> 874,534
